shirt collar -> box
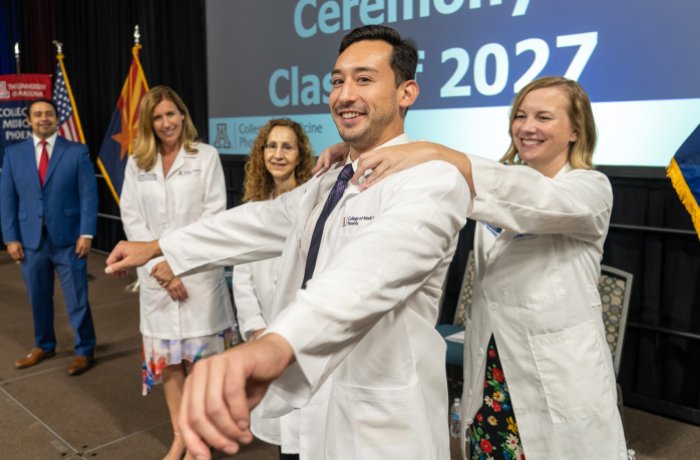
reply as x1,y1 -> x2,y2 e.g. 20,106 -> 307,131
33,132 -> 58,149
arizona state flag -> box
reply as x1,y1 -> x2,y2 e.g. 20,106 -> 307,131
97,44 -> 149,204
667,124 -> 700,240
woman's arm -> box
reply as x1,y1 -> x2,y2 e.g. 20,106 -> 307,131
352,141 -> 475,194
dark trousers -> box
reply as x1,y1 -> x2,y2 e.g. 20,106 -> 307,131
21,235 -> 96,356
279,448 -> 299,460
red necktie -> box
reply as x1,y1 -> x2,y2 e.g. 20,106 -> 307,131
38,139 -> 49,186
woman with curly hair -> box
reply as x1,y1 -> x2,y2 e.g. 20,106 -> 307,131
234,118 -> 314,460
242,118 -> 314,202
120,85 -> 236,460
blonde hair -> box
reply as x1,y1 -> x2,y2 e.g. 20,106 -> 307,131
500,76 -> 597,170
242,119 -> 314,202
132,85 -> 198,171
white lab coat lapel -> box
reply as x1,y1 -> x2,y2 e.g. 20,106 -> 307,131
294,165 -> 345,260
312,175 -> 360,277
264,173 -> 333,324
149,154 -> 167,218
163,147 -> 186,179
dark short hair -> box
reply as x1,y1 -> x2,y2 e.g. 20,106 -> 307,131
27,98 -> 58,118
339,25 -> 417,87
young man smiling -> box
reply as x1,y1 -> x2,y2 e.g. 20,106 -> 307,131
105,25 -> 468,459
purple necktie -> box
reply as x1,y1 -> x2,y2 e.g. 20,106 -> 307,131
302,163 -> 354,288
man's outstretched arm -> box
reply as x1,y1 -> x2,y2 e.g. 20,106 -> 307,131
105,240 -> 163,276
179,333 -> 294,459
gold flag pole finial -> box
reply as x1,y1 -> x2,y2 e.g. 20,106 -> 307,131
133,25 -> 141,45
14,42 -> 20,73
52,40 -> 64,55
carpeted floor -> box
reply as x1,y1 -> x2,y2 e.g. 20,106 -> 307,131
0,250 -> 696,459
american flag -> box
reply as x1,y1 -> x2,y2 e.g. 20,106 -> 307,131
53,57 -> 84,143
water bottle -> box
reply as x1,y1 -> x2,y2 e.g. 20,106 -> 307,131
449,397 -> 462,438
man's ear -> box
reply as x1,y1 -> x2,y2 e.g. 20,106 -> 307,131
398,79 -> 420,112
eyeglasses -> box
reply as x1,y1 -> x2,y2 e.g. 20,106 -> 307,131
264,142 -> 297,153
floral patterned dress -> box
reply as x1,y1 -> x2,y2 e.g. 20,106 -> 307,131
141,328 -> 239,395
469,335 -> 526,460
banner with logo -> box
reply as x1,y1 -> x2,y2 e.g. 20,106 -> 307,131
0,74 -> 52,165
206,1 -> 700,167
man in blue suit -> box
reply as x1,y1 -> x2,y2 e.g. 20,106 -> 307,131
1,98 -> 98,376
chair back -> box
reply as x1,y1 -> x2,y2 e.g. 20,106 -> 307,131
598,264 -> 633,377
453,250 -> 476,328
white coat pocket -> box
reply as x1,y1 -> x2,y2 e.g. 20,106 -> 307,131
330,381 -> 433,460
528,320 -> 613,424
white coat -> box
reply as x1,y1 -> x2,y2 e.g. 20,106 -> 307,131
461,156 -> 627,459
161,135 -> 470,460
234,258 -> 301,453
120,143 -> 234,339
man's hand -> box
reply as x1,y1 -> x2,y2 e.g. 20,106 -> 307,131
105,240 -> 162,276
75,237 -> 92,258
312,142 -> 349,176
6,241 -> 24,262
166,276 -> 189,301
179,333 -> 295,459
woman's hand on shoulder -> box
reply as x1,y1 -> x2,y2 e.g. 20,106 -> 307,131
354,141 -> 474,193
352,141 -> 442,190
312,142 -> 349,176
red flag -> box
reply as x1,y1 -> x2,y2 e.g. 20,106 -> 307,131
97,44 -> 149,205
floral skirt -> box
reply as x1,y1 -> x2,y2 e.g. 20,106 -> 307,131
469,334 -> 526,460
141,328 -> 237,396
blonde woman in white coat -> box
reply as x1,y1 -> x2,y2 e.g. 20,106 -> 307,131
120,86 -> 235,460
233,118 -> 313,460
317,76 -> 627,459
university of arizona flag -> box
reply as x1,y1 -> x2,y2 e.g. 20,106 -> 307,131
53,52 -> 84,143
667,124 -> 700,240
97,44 -> 149,204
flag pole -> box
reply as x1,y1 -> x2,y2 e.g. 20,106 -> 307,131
97,24 -> 148,205
53,40 -> 86,144
124,24 -> 143,293
14,42 -> 20,73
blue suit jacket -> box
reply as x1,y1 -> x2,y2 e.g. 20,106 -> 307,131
1,136 -> 98,250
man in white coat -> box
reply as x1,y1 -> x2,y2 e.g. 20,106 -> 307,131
106,25 -> 469,460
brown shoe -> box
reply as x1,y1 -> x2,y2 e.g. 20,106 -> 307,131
15,348 -> 56,369
68,355 -> 94,376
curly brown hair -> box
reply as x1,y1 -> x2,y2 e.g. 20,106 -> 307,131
242,119 -> 314,202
